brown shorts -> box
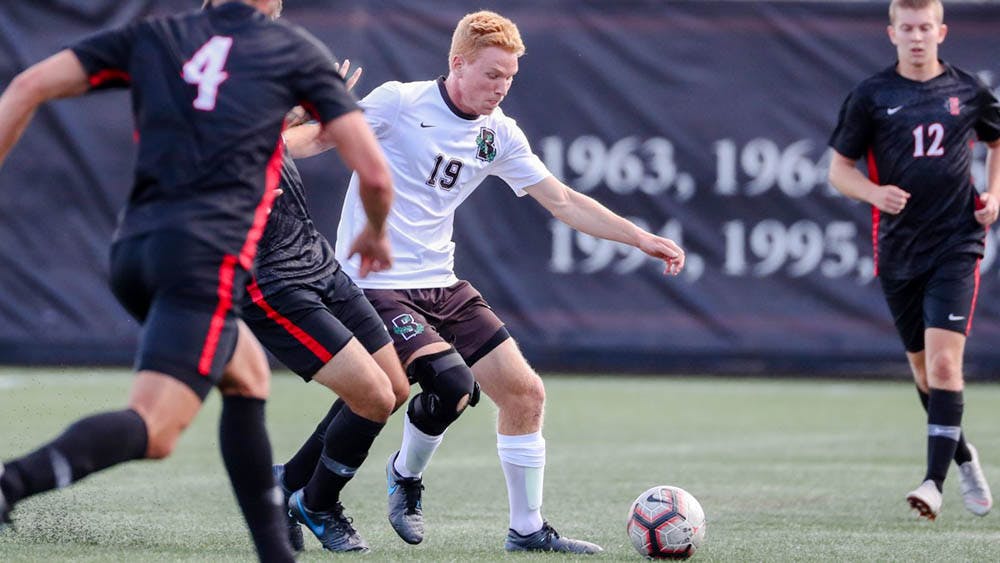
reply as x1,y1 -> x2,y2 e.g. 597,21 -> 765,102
362,280 -> 509,367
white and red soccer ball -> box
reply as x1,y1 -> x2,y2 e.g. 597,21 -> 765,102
627,485 -> 706,559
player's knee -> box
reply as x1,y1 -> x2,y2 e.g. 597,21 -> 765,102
144,428 -> 183,459
406,349 -> 478,435
522,374 -> 546,408
927,354 -> 963,386
391,380 -> 410,412
362,383 -> 396,422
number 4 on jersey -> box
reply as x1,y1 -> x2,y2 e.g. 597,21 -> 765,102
183,36 -> 233,111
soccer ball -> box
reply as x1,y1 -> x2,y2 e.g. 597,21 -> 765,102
627,485 -> 706,559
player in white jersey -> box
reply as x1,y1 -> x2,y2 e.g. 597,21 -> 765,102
283,10 -> 684,554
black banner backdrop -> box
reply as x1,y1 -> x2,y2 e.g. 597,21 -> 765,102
1,1 -> 998,375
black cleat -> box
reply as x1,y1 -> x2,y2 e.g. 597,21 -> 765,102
504,522 -> 603,554
288,490 -> 369,553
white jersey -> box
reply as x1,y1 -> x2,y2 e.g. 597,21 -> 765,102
335,78 -> 551,289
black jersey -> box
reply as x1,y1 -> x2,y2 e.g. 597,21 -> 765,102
69,3 -> 357,266
253,153 -> 339,292
829,62 -> 1000,279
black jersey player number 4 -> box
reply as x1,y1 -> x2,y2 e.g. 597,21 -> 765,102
183,36 -> 234,111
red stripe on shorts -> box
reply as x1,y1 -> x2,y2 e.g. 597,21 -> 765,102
246,279 -> 334,363
966,258 -> 981,335
198,254 -> 239,376
196,138 -> 285,376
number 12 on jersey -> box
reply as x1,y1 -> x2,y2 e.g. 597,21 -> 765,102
183,36 -> 233,111
912,123 -> 944,158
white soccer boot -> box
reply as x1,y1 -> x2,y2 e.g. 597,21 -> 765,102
906,479 -> 942,520
957,444 -> 992,516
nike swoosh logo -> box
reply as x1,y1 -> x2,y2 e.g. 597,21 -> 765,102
887,105 -> 903,115
646,494 -> 664,503
948,314 -> 965,321
295,496 -> 325,535
420,122 -> 435,128
970,497 -> 991,506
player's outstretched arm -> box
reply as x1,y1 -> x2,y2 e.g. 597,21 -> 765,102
827,149 -> 910,215
974,139 -> 1000,226
525,176 -> 685,276
318,110 -> 394,277
282,60 -> 362,158
0,50 -> 90,169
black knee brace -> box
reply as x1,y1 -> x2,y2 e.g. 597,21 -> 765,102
405,349 -> 480,435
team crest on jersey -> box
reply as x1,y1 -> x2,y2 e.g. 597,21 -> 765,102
945,96 -> 961,116
476,127 -> 497,162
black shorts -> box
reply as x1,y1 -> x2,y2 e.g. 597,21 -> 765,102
362,280 -> 509,369
879,252 -> 981,353
110,232 -> 249,399
243,267 -> 391,381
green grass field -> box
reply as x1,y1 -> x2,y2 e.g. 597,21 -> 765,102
1,368 -> 999,561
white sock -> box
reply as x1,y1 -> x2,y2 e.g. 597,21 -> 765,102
497,431 -> 545,535
394,413 -> 444,479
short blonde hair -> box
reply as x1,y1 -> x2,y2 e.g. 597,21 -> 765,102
449,11 -> 525,63
889,0 -> 943,24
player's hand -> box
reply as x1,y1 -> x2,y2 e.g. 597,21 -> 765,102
334,59 -> 363,92
974,192 -> 999,226
348,223 -> 392,278
870,184 -> 910,215
638,232 -> 685,276
284,106 -> 310,128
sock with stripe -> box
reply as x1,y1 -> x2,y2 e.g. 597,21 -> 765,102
924,388 -> 964,491
0,409 -> 147,505
302,406 -> 384,511
916,387 -> 971,464
281,398 -> 345,491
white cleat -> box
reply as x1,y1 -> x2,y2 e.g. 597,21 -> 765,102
906,479 -> 942,521
958,444 -> 992,516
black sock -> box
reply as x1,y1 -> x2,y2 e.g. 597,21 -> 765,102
1,409 -> 147,505
924,388 -> 964,491
281,399 -> 344,491
219,396 -> 293,563
916,387 -> 971,464
302,406 -> 384,511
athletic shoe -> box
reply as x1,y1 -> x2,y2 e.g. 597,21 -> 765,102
0,463 -> 11,530
957,444 -> 993,516
386,451 -> 425,544
906,479 -> 943,521
504,522 -> 603,554
287,490 -> 369,553
272,465 -> 304,551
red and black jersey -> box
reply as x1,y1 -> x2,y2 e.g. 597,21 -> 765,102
829,62 -> 1000,279
69,2 -> 357,265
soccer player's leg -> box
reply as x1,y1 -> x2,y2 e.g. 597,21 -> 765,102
921,254 -> 990,516
134,233 -> 293,561
0,234 -> 204,532
472,338 -> 601,554
882,270 -> 944,519
364,285 -> 485,544
244,276 -> 398,552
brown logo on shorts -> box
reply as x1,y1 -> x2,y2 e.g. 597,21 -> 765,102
391,313 -> 425,340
